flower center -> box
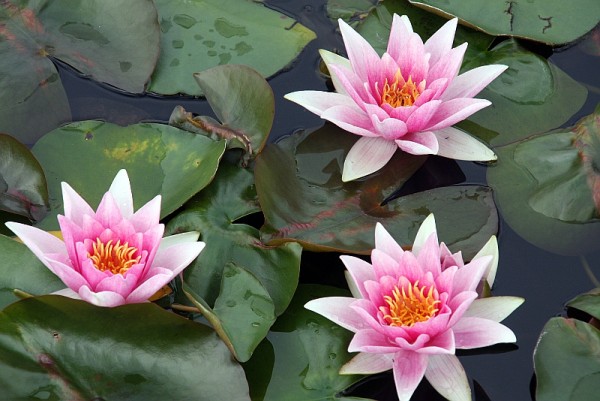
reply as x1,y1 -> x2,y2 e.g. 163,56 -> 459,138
380,280 -> 440,327
380,70 -> 421,108
88,238 -> 140,275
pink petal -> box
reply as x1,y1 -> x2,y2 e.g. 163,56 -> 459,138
392,350 -> 428,401
284,91 -> 358,116
349,329 -> 399,353
79,257 -> 111,288
95,193 -> 124,228
424,18 -> 458,67
433,126 -> 497,161
415,233 -> 442,275
319,49 -> 351,95
405,100 -> 441,132
327,63 -> 374,107
447,291 -> 478,327
374,223 -> 405,260
304,297 -> 368,332
340,255 -> 375,298
452,317 -> 517,349
452,256 -> 491,294
95,271 -> 141,296
442,64 -> 508,100
471,235 -> 499,287
78,285 -> 127,307
321,105 -> 380,137
371,249 -> 400,279
125,267 -> 175,303
60,182 -> 94,225
463,297 -> 524,322
108,169 -> 134,219
412,214 -> 437,256
152,241 -> 205,275
427,43 -> 467,83
340,352 -> 393,374
338,18 -> 382,83
414,328 -> 455,355
426,98 -> 492,131
425,354 -> 471,401
371,115 -> 408,140
395,131 -> 439,155
342,136 -> 397,182
129,195 -> 161,232
386,14 -> 414,61
5,222 -> 66,260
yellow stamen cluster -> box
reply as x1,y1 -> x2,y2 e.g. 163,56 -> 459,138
88,238 -> 140,275
380,280 -> 440,327
380,70 -> 421,108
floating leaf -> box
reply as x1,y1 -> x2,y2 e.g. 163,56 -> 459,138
184,264 -> 276,363
566,289 -> 600,321
0,296 -> 250,400
0,134 -> 48,221
534,317 -> 600,401
167,162 -> 301,359
256,124 -> 497,258
31,121 -> 226,229
0,0 -> 160,143
327,0 -> 379,23
149,0 -> 316,95
487,107 -> 600,255
0,235 -> 63,309
170,64 -> 274,164
244,284 -> 368,401
409,0 -> 600,45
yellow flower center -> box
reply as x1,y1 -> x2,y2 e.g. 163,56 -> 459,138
88,238 -> 141,275
380,70 -> 421,108
380,280 -> 440,327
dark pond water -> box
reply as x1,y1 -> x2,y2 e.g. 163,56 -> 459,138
54,1 -> 600,400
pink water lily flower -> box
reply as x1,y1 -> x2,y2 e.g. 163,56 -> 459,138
285,15 -> 507,182
6,170 -> 205,307
305,215 -> 523,401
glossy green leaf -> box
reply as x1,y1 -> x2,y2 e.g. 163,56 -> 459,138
256,124 -> 498,258
0,134 -> 48,221
409,0 -> 600,45
184,264 -> 276,363
0,296 -> 250,400
355,2 -> 587,147
31,121 -> 226,230
149,0 -> 316,95
0,0 -> 160,143
327,0 -> 379,23
534,318 -> 600,401
0,235 -> 63,309
244,284 -> 369,401
567,289 -> 600,321
166,161 -> 301,315
487,107 -> 600,255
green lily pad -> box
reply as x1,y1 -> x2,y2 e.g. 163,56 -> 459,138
170,64 -> 274,164
409,0 -> 600,45
566,288 -> 600,321
487,107 -> 600,255
0,0 -> 160,143
0,295 -> 250,400
0,235 -> 63,309
244,284 -> 369,401
31,121 -> 226,230
355,2 -> 587,147
0,134 -> 48,221
184,264 -> 276,363
166,162 -> 301,359
256,124 -> 498,259
534,317 -> 600,401
327,0 -> 379,23
149,0 -> 316,95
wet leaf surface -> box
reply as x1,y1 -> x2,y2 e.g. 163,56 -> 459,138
31,121 -> 226,230
0,134 -> 48,221
0,296 -> 250,401
408,0 -> 600,45
149,0 -> 316,95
